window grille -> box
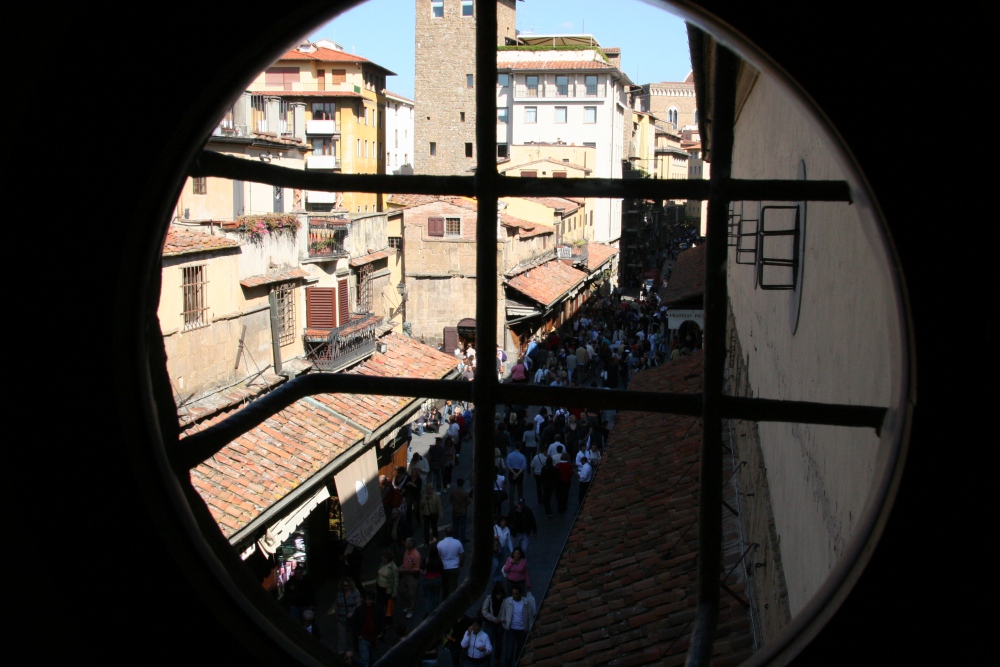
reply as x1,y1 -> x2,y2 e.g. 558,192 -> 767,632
181,265 -> 208,329
273,283 -> 295,346
171,5 -> 906,667
357,262 -> 373,314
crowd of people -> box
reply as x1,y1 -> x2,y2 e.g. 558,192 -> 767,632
283,281 -> 704,666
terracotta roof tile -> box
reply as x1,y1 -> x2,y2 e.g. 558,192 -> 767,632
662,245 -> 705,305
185,332 -> 459,538
239,266 -> 309,288
499,60 -> 614,70
349,249 -> 390,267
586,242 -> 619,272
521,196 -> 583,215
277,46 -> 395,74
500,157 -> 591,173
520,352 -> 753,666
163,227 -> 240,257
253,90 -> 364,99
507,260 -> 587,307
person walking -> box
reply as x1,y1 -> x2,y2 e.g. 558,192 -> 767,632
540,455 -> 557,518
328,576 -> 361,659
437,527 -> 465,599
450,477 -> 471,543
555,453 -> 574,514
529,449 -> 546,506
421,542 -> 443,618
506,499 -> 538,557
505,442 -> 527,505
500,583 -> 535,667
375,548 -> 399,620
500,547 -> 531,596
460,618 -> 493,666
427,437 -> 444,493
350,589 -> 385,667
578,457 -> 595,506
480,582 -> 506,665
398,538 -> 422,619
420,483 -> 442,546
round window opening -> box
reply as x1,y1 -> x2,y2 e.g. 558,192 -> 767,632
135,2 -> 912,666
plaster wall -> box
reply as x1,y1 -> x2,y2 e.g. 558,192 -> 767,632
728,74 -> 902,616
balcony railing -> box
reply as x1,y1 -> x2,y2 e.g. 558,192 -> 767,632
556,242 -> 589,266
306,154 -> 340,170
303,313 -> 382,372
512,83 -> 605,99
306,119 -> 339,135
307,221 -> 347,258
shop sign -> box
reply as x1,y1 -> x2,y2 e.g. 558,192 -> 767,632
668,309 -> 705,330
334,448 -> 385,548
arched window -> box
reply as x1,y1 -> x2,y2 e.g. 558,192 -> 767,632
120,2 -> 912,665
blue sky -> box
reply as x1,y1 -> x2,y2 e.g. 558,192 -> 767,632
309,0 -> 692,100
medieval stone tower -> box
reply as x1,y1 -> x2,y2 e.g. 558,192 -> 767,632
414,0 -> 518,175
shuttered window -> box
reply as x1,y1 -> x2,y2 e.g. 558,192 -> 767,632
330,69 -> 346,84
428,216 -> 445,237
264,66 -> 299,90
337,278 -> 349,326
305,287 -> 335,329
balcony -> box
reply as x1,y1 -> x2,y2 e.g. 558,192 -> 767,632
303,313 -> 382,372
306,119 -> 339,135
306,154 -> 340,170
556,242 -> 589,266
512,83 -> 605,99
307,221 -> 347,259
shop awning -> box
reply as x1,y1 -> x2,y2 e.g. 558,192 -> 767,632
256,484 -> 331,555
334,448 -> 386,548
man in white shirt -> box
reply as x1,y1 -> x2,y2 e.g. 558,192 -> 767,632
578,458 -> 594,505
436,527 -> 464,599
500,584 -> 535,667
460,618 -> 493,664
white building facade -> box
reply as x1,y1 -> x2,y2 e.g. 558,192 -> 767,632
385,91 -> 414,176
497,44 -> 627,245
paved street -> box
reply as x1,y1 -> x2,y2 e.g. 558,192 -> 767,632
313,395 -> 617,664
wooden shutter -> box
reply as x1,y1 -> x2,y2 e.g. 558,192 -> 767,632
443,327 -> 458,355
317,69 -> 325,91
338,278 -> 349,326
521,171 -> 537,178
428,216 -> 445,237
331,69 -> 347,84
553,171 -> 568,178
305,287 -> 336,329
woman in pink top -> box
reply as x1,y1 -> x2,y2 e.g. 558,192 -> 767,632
501,547 -> 530,595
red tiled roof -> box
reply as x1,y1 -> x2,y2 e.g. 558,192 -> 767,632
586,242 -> 618,272
185,332 -> 459,538
391,195 -> 554,239
349,250 -> 390,267
239,266 -> 309,288
520,351 -> 753,666
507,260 -> 587,307
385,90 -> 413,103
499,60 -> 614,70
252,90 -> 364,99
277,46 -> 395,75
163,227 -> 240,257
521,196 -> 583,215
662,245 -> 705,305
500,157 -> 591,173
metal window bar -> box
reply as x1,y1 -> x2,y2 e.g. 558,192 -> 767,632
175,7 -> 879,666
736,202 -> 760,265
756,204 -> 800,290
357,262 -> 373,314
273,283 -> 295,346
181,265 -> 208,329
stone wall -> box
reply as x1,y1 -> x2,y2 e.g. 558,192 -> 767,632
414,0 -> 517,175
726,306 -> 792,645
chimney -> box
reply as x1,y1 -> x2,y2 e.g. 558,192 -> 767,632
604,47 -> 622,71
